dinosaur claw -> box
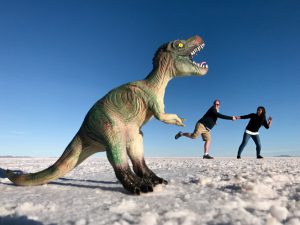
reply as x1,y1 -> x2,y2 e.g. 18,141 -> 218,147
134,187 -> 141,195
116,166 -> 167,194
133,182 -> 154,194
158,178 -> 168,185
117,168 -> 157,194
148,185 -> 154,192
140,185 -> 148,193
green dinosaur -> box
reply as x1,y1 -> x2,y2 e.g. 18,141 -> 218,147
7,35 -> 208,194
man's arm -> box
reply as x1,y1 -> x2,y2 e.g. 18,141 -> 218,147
212,108 -> 234,120
217,112 -> 234,120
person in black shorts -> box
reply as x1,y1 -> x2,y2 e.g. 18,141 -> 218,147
236,106 -> 272,159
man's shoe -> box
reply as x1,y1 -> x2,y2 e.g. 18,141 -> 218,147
203,154 -> 214,159
237,156 -> 241,159
257,155 -> 264,159
175,131 -> 183,140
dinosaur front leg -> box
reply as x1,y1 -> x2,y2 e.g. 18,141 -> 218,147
156,113 -> 185,126
106,141 -> 153,195
127,131 -> 168,186
150,101 -> 185,126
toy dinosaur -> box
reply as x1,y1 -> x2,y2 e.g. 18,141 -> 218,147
7,35 -> 208,194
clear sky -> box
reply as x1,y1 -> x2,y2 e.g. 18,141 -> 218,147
0,0 -> 299,157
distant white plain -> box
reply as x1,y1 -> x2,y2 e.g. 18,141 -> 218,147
0,157 -> 299,225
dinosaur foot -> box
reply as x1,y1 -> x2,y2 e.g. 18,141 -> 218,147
147,173 -> 168,186
116,168 -> 154,195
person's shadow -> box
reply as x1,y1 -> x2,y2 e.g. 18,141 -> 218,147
0,215 -> 44,225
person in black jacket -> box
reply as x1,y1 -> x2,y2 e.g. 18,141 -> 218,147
236,106 -> 272,159
175,99 -> 236,159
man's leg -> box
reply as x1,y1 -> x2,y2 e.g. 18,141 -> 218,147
175,131 -> 195,139
204,140 -> 211,154
202,131 -> 213,159
182,132 -> 195,138
175,122 -> 202,139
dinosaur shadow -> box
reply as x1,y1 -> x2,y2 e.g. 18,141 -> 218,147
218,184 -> 242,194
0,167 -> 129,194
51,177 -> 129,194
207,222 -> 232,225
49,180 -> 128,194
58,177 -> 118,185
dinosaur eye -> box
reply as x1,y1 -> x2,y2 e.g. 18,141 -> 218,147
172,41 -> 185,49
178,43 -> 184,48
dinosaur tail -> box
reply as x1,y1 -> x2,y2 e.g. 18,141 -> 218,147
6,135 -> 83,186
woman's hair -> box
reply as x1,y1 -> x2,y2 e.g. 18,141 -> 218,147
257,106 -> 266,122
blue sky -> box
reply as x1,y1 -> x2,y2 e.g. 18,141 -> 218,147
0,0 -> 299,157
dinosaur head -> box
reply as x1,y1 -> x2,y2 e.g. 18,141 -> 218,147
153,35 -> 208,77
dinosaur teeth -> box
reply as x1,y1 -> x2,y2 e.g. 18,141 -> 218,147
191,43 -> 205,56
200,62 -> 208,68
192,61 -> 208,68
190,44 -> 207,69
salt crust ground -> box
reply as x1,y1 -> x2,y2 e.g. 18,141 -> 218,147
0,157 -> 299,225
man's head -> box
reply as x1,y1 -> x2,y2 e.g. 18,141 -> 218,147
214,99 -> 220,111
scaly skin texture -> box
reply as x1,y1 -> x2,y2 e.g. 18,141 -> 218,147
7,35 -> 208,194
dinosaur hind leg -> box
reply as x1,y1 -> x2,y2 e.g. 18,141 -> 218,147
127,131 -> 168,186
7,134 -> 83,186
105,136 -> 153,195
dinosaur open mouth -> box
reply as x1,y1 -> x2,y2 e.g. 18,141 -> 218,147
189,43 -> 208,69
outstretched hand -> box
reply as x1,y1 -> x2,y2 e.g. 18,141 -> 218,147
267,116 -> 272,127
232,116 -> 237,121
232,116 -> 240,121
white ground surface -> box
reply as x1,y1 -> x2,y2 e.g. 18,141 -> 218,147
0,157 -> 299,225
